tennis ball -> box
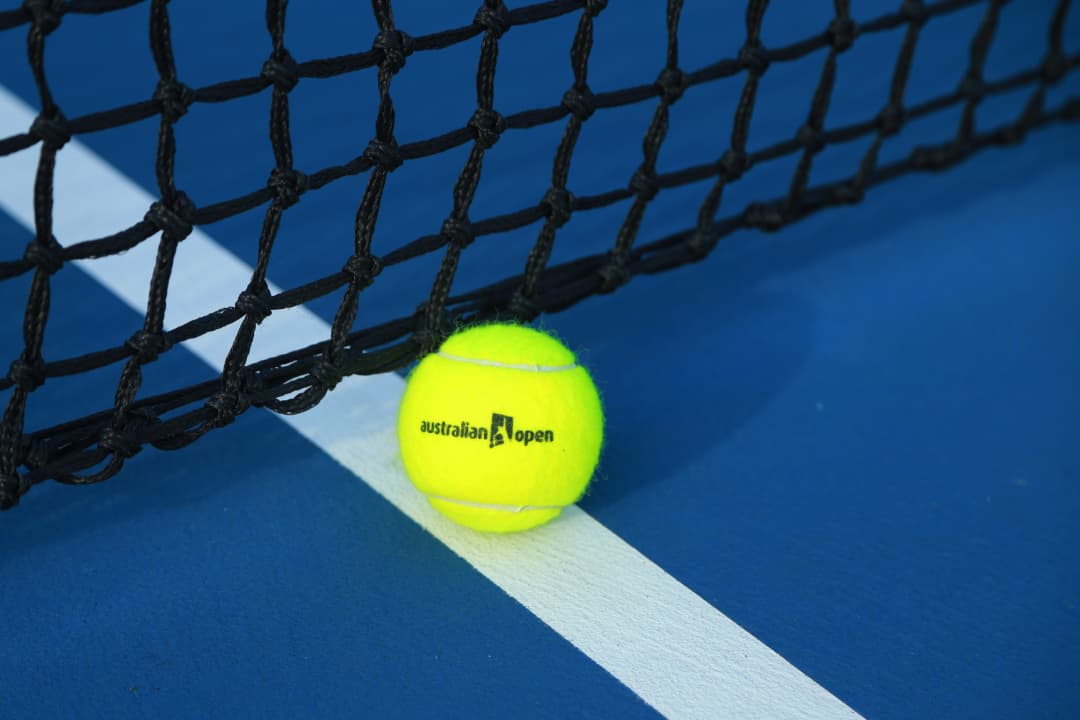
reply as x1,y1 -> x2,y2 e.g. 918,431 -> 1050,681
397,324 -> 603,533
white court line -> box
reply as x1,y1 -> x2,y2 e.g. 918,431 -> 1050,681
0,86 -> 862,720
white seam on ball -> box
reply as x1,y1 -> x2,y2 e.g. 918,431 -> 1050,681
426,494 -> 567,513
435,351 -> 578,373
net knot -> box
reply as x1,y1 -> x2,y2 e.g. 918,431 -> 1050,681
240,367 -> 265,401
562,86 -> 596,121
656,67 -> 688,104
468,108 -> 505,150
877,103 -> 904,136
508,289 -> 540,321
311,359 -> 344,391
738,42 -> 769,75
24,237 -> 63,275
342,253 -> 381,288
1042,51 -> 1068,83
998,123 -> 1025,146
474,2 -> 511,39
834,183 -> 864,205
235,284 -> 273,324
23,436 -> 50,469
441,217 -> 474,250
207,389 -> 247,425
22,0 -> 64,34
30,110 -> 70,150
261,49 -> 300,93
719,149 -> 749,181
827,17 -> 857,52
99,426 -> 141,460
102,411 -> 158,459
125,330 -> 167,363
373,30 -> 415,74
145,192 -> 195,240
959,73 -> 985,103
0,472 -> 29,511
745,202 -> 785,232
796,124 -> 825,153
900,0 -> 928,26
8,357 -> 46,392
685,228 -> 718,260
912,145 -> 962,171
268,167 -> 308,207
153,79 -> 194,123
597,255 -> 630,293
630,167 -> 660,202
363,138 -> 403,172
541,188 -> 574,228
584,0 -> 608,17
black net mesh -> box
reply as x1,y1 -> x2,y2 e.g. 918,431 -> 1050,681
1,0 -> 1077,509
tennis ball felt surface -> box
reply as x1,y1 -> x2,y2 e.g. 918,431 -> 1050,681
397,324 -> 603,533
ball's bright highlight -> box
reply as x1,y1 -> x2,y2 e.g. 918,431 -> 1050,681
397,324 -> 604,533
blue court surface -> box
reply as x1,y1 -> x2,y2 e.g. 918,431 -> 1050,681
2,2 -> 1079,718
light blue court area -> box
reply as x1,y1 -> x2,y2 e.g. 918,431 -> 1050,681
2,2 -> 1079,719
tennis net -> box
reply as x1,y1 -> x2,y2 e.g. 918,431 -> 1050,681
1,0 -> 1077,508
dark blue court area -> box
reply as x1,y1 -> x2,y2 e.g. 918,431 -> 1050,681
2,2 -> 1079,718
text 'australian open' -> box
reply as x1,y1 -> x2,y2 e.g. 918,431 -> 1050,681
419,413 -> 555,449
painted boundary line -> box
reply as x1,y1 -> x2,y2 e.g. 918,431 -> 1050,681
0,86 -> 861,720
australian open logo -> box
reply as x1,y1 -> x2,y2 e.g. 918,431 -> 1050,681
419,412 -> 555,448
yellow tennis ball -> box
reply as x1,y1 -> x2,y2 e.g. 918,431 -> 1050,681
397,324 -> 603,533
